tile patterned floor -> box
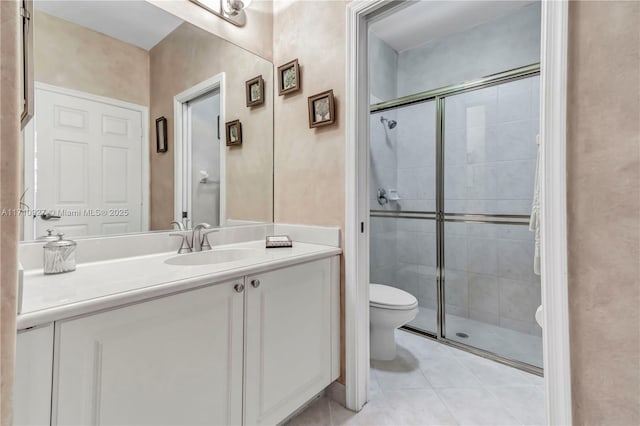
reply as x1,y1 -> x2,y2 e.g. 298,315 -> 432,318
409,307 -> 543,368
287,330 -> 545,426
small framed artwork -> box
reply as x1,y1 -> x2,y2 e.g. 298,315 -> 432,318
308,90 -> 335,128
277,58 -> 300,95
156,116 -> 168,153
245,75 -> 264,107
225,119 -> 242,146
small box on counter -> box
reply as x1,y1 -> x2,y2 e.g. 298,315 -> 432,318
266,235 -> 293,248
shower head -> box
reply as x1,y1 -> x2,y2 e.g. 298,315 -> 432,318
380,116 -> 397,129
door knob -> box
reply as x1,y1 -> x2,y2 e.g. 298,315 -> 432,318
251,279 -> 260,288
40,212 -> 61,221
234,283 -> 245,293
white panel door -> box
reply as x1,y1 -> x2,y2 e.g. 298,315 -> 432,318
244,259 -> 334,425
14,324 -> 55,426
34,88 -> 143,238
54,282 -> 244,426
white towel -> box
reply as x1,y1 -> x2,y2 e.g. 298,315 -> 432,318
529,135 -> 541,275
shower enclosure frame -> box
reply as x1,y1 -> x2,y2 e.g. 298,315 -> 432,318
369,63 -> 542,376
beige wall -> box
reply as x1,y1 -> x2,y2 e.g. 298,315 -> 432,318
0,1 -> 21,423
33,10 -> 150,106
567,1 -> 640,424
273,0 -> 348,381
149,23 -> 274,230
147,0 -> 274,61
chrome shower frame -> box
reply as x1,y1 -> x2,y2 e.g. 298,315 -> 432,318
370,63 -> 543,376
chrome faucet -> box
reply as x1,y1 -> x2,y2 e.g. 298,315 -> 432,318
170,222 -> 218,254
170,220 -> 185,231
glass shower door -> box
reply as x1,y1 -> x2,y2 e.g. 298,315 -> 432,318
369,100 -> 437,334
441,76 -> 543,368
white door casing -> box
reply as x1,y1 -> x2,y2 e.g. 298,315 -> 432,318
28,83 -> 149,239
345,0 -> 571,423
174,73 -> 226,227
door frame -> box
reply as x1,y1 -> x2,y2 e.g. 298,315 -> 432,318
173,73 -> 226,227
23,82 -> 150,240
344,1 -> 572,424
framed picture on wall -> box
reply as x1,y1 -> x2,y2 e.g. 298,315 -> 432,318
277,59 -> 300,95
225,119 -> 242,146
307,90 -> 335,128
156,116 -> 168,152
245,75 -> 265,107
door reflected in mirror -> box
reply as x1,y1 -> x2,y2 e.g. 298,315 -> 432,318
20,0 -> 274,242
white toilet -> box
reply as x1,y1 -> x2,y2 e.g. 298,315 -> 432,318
369,283 -> 419,361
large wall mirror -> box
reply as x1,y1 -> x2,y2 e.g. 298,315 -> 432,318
20,0 -> 274,241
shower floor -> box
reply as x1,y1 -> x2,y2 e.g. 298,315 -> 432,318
409,306 -> 543,368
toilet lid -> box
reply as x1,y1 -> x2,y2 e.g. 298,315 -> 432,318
370,284 -> 418,309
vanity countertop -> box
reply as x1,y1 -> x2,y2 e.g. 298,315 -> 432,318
18,240 -> 341,330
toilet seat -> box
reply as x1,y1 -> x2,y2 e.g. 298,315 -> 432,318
370,284 -> 418,310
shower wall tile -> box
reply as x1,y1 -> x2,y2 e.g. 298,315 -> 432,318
444,128 -> 467,166
497,239 -> 538,283
467,238 -> 498,275
464,200 -> 533,215
466,223 -> 498,239
497,78 -> 533,123
397,217 -> 434,233
371,234 -> 396,268
369,33 -> 398,103
371,267 -> 395,288
395,262 -> 419,294
447,304 -> 470,319
444,236 -> 467,271
469,308 -> 500,327
468,273 -> 500,315
445,269 -> 469,311
491,120 -> 539,162
496,224 -> 533,241
417,272 -> 437,309
498,278 -> 541,324
396,3 -> 541,97
495,159 -> 536,200
466,163 -> 499,199
396,199 -> 436,212
417,235 -> 437,268
444,165 -> 467,200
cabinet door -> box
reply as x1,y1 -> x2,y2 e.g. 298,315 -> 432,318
14,324 -> 54,426
54,281 -> 244,426
245,259 -> 335,425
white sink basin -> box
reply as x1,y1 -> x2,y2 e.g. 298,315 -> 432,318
165,248 -> 261,266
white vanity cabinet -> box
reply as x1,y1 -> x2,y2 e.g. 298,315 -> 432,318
14,324 -> 54,426
17,255 -> 340,426
245,259 -> 339,425
54,280 -> 245,426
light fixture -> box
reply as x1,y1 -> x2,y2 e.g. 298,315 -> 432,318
188,0 -> 251,27
224,0 -> 252,16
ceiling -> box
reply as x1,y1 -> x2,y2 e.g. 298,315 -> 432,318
370,1 -> 538,52
34,0 -> 183,50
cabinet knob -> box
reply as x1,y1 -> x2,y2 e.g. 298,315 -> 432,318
234,283 -> 245,293
251,279 -> 260,288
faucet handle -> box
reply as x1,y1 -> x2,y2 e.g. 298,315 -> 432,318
169,232 -> 192,254
200,229 -> 218,251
